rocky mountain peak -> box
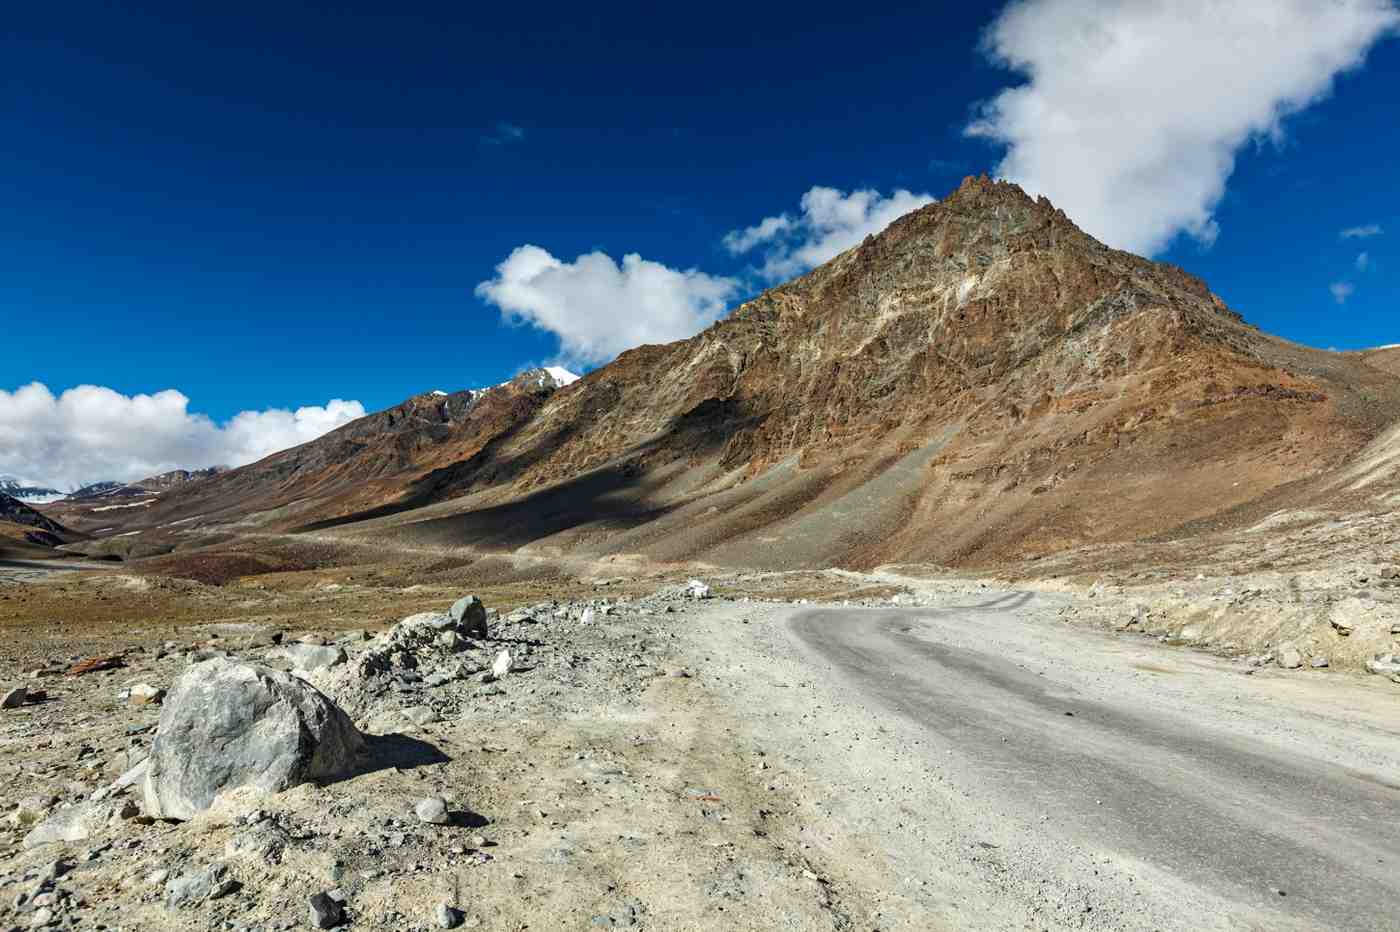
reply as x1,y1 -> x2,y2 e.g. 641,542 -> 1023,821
85,179 -> 1400,572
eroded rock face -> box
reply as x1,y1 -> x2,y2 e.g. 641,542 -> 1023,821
142,658 -> 364,821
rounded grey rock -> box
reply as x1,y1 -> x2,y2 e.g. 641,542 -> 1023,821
142,658 -> 364,821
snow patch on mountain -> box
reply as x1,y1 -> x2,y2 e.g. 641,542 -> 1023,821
544,366 -> 580,385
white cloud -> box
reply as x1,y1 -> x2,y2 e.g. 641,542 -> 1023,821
1341,223 -> 1385,239
967,0 -> 1400,256
724,186 -> 935,281
0,382 -> 364,491
1357,251 -> 1372,271
722,215 -> 795,255
1331,281 -> 1357,304
476,245 -> 739,366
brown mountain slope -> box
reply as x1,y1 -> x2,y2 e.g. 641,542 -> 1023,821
51,368 -> 576,542
340,177 -> 1400,568
109,177 -> 1400,571
0,492 -> 79,554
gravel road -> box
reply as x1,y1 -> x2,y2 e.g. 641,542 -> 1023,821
678,589 -> 1400,930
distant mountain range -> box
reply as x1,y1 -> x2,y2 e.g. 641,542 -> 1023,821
1,467 -> 229,505
31,183 -> 1400,571
39,368 -> 581,538
0,477 -> 65,504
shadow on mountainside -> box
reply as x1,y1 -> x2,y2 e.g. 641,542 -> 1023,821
292,396 -> 765,548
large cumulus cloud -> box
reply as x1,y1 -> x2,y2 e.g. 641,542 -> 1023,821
967,0 -> 1400,255
0,382 -> 364,490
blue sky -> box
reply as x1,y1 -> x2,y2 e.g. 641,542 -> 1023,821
2,1 -> 1399,487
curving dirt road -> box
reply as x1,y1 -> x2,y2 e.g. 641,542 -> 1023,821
784,597 -> 1400,930
670,589 -> 1400,930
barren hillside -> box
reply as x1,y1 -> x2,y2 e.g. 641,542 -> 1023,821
66,177 -> 1400,571
337,177 -> 1400,568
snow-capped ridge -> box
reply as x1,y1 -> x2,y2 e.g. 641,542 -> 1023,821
544,366 -> 580,386
0,476 -> 66,503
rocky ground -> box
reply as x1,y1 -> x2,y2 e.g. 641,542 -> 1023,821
1,553 -> 1397,931
0,563 -> 911,931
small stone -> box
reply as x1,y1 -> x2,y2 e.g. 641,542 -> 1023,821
1365,653 -> 1400,677
29,907 -> 54,928
449,596 -> 489,639
415,797 -> 449,825
1275,643 -> 1303,670
309,891 -> 344,929
437,903 -> 464,929
275,643 -> 348,673
38,859 -> 71,883
23,800 -> 117,849
1310,657 -> 1330,669
128,683 -> 166,706
164,863 -> 235,909
2,686 -> 29,709
685,579 -> 712,600
437,631 -> 468,653
402,705 -> 441,726
10,795 -> 55,827
491,650 -> 514,679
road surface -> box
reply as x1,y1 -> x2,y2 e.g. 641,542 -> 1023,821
782,596 -> 1400,930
